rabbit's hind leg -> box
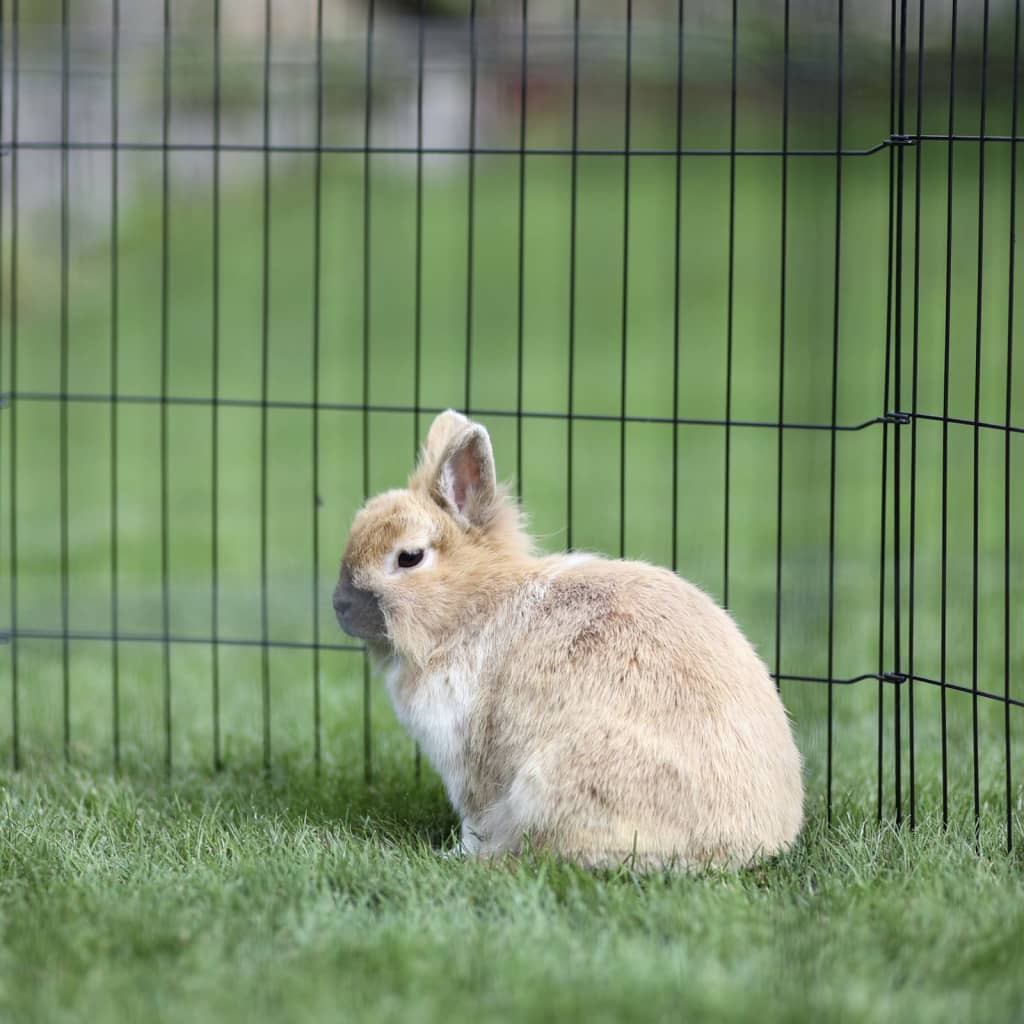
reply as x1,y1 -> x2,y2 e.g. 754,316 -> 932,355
471,763 -> 554,859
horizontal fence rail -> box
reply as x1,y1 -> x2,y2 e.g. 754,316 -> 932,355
0,133 -> 1022,158
2,392 -> 1022,436
2,626 -> 1023,711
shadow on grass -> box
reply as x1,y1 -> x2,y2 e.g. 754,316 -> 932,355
2,748 -> 460,853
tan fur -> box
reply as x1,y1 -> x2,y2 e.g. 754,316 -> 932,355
335,409 -> 804,869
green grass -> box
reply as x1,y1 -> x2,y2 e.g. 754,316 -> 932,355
1,121 -> 1023,1021
1,766 -> 1023,1024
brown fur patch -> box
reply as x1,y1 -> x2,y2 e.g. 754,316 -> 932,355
567,609 -> 635,662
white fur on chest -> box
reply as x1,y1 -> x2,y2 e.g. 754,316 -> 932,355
384,656 -> 477,814
382,576 -> 551,820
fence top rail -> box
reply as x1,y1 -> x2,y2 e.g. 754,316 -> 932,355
2,391 -> 1021,438
1,133 -> 1021,160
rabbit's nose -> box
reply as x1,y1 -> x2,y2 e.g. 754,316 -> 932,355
333,592 -> 350,617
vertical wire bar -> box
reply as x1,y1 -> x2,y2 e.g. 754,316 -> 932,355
722,0 -> 737,607
1005,0 -> 1020,855
566,0 -> 580,551
970,0 -> 991,843
878,0 -> 899,823
311,0 -> 324,775
877,319 -> 891,820
414,0 -> 424,450
825,0 -> 845,828
907,0 -> 927,830
6,0 -> 17,771
160,0 -> 172,774
773,0 -> 790,690
59,0 -> 71,764
110,0 -> 120,771
211,0 -> 222,771
259,0 -> 272,776
515,0 -> 528,503
464,0 -> 477,414
893,0 -> 909,827
939,0 -> 958,828
670,0 -> 685,574
618,0 -> 632,559
361,0 -> 375,784
412,0 -> 425,782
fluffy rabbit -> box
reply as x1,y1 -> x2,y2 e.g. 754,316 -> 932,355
334,410 -> 803,869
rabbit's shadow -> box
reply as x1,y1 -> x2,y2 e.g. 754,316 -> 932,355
110,756 -> 459,852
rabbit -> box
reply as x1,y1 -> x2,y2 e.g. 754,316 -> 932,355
333,409 -> 804,869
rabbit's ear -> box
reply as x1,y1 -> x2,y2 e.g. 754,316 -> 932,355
409,409 -> 469,494
432,423 -> 498,528
422,409 -> 471,462
409,410 -> 498,527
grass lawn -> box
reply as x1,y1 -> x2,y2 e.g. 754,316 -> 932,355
1,107 -> 1023,1020
1,764 -> 1023,1024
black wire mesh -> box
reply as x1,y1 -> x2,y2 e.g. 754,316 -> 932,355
0,0 -> 1020,850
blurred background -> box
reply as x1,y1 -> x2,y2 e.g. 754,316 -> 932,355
0,0 -> 1021,824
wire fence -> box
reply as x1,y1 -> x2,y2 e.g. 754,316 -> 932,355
0,0 -> 1021,850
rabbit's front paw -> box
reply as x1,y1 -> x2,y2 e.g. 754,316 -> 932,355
439,820 -> 484,860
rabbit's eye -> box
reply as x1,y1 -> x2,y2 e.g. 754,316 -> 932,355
397,549 -> 424,569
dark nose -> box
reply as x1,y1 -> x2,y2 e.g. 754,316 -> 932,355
331,573 -> 385,640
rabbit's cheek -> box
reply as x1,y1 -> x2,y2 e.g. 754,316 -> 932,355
333,578 -> 387,640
